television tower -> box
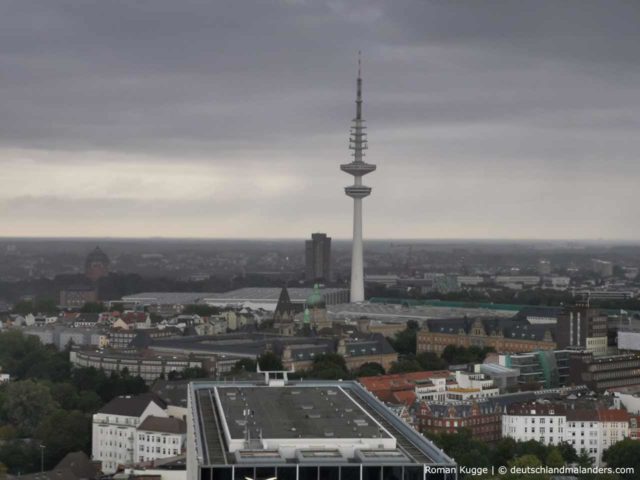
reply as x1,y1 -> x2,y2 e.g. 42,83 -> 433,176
341,52 -> 376,303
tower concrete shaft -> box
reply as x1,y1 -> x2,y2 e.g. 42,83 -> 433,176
340,53 -> 375,303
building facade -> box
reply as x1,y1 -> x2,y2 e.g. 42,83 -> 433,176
92,393 -> 168,473
417,401 -> 503,444
502,402 -> 629,466
568,352 -> 640,392
60,285 -> 98,308
71,348 -> 211,384
416,317 -> 556,356
498,349 -> 572,389
135,415 -> 186,464
556,303 -> 608,356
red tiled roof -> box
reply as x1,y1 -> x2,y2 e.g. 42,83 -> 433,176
358,371 -> 449,391
122,312 -> 147,323
597,409 -> 630,422
359,371 -> 450,403
566,409 -> 598,422
391,390 -> 417,406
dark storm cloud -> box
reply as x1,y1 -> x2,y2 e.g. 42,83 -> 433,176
1,0 -> 639,238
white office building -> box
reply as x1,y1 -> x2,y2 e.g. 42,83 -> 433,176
502,402 -> 629,466
135,415 -> 186,464
92,393 -> 169,473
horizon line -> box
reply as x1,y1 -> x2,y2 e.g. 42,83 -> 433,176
0,236 -> 639,244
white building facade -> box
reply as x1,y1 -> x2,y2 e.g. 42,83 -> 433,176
502,403 -> 629,467
135,416 -> 186,464
92,394 -> 168,473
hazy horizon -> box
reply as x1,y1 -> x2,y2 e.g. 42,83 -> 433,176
1,236 -> 640,245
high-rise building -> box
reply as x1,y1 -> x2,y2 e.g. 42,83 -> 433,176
305,233 -> 332,282
556,301 -> 608,355
186,372 -> 456,480
341,53 -> 376,303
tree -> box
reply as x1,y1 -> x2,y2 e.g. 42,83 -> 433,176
603,438 -> 640,479
35,410 -> 91,470
257,352 -> 283,371
232,358 -> 257,374
491,437 -> 517,467
75,390 -> 102,413
168,366 -> 208,380
70,366 -> 107,394
12,300 -> 34,315
514,440 -> 550,461
504,454 -> 550,480
34,298 -> 59,315
545,447 -> 564,468
576,449 -> 594,467
442,345 -> 495,365
0,440 -> 40,475
49,382 -> 80,411
428,429 -> 492,470
387,326 -> 417,355
353,362 -> 385,378
415,351 -> 448,371
80,301 -> 104,313
388,357 -> 423,374
1,380 -> 58,437
556,442 -> 578,465
307,353 -> 349,380
182,304 -> 221,316
0,331 -> 70,382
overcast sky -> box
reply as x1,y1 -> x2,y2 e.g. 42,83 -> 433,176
1,0 -> 639,239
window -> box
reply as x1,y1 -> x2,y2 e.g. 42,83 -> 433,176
209,467 -> 231,480
319,467 -> 339,480
276,467 -> 297,480
298,467 -> 318,480
340,467 -> 360,480
363,466 -> 383,480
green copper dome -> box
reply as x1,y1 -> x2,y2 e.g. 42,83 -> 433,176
306,284 -> 326,308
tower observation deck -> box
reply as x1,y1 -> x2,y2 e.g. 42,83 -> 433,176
341,53 -> 376,303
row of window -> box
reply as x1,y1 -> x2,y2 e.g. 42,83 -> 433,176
137,434 -> 180,444
137,446 -> 179,455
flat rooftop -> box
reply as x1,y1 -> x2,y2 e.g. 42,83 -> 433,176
121,288 -> 349,310
216,386 -> 390,440
189,379 -> 456,469
328,302 -> 515,322
201,287 -> 347,302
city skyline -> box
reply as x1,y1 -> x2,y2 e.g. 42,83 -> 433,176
2,1 -> 640,239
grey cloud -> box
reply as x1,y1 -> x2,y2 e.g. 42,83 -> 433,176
0,1 -> 639,238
